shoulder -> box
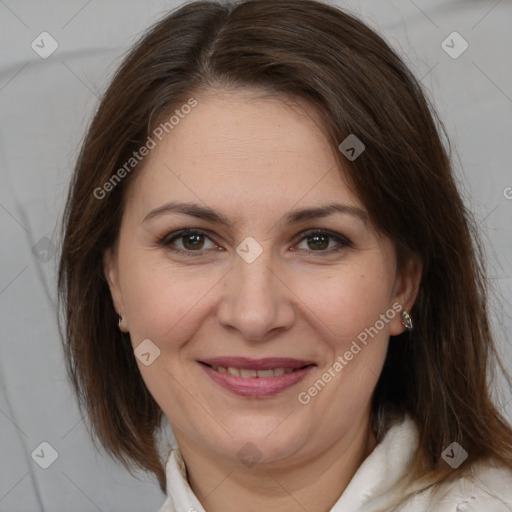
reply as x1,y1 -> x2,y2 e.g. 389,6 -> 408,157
371,416 -> 512,511
409,461 -> 512,512
459,462 -> 512,510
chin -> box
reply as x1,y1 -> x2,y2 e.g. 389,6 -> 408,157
204,417 -> 314,466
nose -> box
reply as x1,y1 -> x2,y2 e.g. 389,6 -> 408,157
216,249 -> 296,342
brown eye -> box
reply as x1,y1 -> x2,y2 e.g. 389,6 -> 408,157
294,229 -> 352,254
159,229 -> 218,253
182,233 -> 205,250
307,234 -> 329,250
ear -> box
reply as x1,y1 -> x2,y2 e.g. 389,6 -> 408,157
103,247 -> 128,332
389,253 -> 422,336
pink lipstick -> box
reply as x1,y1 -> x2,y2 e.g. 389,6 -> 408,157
198,357 -> 316,398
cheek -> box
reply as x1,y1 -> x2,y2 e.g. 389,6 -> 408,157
119,256 -> 218,346
295,268 -> 392,417
292,261 -> 395,345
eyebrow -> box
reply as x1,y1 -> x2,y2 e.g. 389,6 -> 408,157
283,204 -> 369,226
143,201 -> 369,227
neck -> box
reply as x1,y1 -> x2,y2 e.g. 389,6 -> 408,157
175,416 -> 376,512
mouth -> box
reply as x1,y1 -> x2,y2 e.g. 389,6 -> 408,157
197,357 -> 316,398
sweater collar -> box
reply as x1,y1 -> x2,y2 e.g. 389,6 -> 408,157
159,415 -> 418,512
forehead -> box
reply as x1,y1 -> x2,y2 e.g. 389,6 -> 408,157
125,90 -> 362,219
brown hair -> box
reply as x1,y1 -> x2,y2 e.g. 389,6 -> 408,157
58,0 -> 512,499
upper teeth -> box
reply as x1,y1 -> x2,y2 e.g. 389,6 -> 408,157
214,366 -> 295,377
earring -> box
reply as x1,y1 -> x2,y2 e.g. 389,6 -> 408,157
116,314 -> 122,330
401,310 -> 413,332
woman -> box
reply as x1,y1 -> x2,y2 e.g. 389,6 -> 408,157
58,0 -> 512,510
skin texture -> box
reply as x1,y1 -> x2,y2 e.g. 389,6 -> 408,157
105,90 -> 422,512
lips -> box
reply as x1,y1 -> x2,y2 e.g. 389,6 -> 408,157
199,357 -> 315,370
214,367 -> 294,377
198,357 -> 316,398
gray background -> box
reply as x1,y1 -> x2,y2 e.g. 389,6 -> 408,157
1,0 -> 511,510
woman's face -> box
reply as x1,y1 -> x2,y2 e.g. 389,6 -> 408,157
105,90 -> 420,469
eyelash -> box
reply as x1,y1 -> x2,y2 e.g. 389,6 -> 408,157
157,228 -> 352,257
